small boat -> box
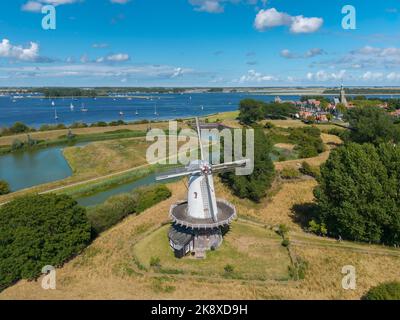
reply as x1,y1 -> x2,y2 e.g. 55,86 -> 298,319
81,103 -> 88,112
119,111 -> 124,116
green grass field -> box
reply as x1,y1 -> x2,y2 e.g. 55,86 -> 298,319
133,221 -> 291,281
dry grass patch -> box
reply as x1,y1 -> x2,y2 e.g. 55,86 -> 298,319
133,221 -> 291,281
64,138 -> 151,176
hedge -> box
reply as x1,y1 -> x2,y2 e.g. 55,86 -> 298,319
0,194 -> 91,291
87,184 -> 171,234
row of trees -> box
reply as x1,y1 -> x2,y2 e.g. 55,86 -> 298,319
313,106 -> 400,246
0,194 -> 92,291
238,99 -> 297,125
0,183 -> 172,291
220,125 -> 275,202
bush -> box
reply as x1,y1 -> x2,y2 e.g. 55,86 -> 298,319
220,126 -> 275,202
362,282 -> 400,300
70,122 -> 88,129
86,193 -> 138,234
134,184 -> 172,213
264,122 -> 276,129
308,219 -> 328,236
300,161 -> 320,178
277,224 -> 289,238
0,180 -> 10,195
289,127 -> 324,159
345,106 -> 400,145
314,143 -> 400,245
280,167 -> 301,179
11,139 -> 24,151
0,194 -> 91,291
9,122 -> 30,134
224,264 -> 234,273
281,239 -> 290,247
87,185 -> 171,234
150,256 -> 161,268
288,257 -> 308,280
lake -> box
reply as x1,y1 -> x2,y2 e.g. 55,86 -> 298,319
0,145 -> 72,192
0,93 -> 300,128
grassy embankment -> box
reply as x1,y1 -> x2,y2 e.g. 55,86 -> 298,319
2,176 -> 399,299
0,121 -> 190,203
3,114 -> 398,299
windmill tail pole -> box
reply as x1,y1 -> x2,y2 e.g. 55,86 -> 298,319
195,117 -> 205,162
204,173 -> 217,223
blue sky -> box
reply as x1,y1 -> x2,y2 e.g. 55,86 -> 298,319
0,0 -> 399,87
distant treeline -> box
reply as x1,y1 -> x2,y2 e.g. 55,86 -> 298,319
24,87 -> 228,96
323,88 -> 400,95
37,88 -> 98,98
0,119 -> 155,137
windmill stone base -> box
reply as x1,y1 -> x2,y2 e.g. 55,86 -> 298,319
167,199 -> 236,259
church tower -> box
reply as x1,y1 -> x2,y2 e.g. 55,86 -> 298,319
340,84 -> 348,107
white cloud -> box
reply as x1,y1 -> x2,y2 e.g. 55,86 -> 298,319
254,8 -> 323,33
387,72 -> 400,81
21,1 -> 43,12
237,69 -> 277,83
92,43 -> 109,49
104,53 -> 130,62
110,0 -> 130,4
352,46 -> 400,57
189,0 -> 266,14
290,16 -> 323,34
280,49 -> 296,59
307,70 -> 347,82
280,48 -> 325,59
254,8 -> 291,30
0,64 -> 193,80
362,71 -> 384,81
0,39 -> 40,62
190,0 -> 224,13
171,67 -> 184,78
22,0 -> 80,12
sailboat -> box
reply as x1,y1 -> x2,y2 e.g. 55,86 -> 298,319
54,106 -> 59,120
81,103 -> 88,112
154,103 -> 158,116
201,105 -> 204,111
119,110 -> 124,116
51,100 -> 55,107
135,106 -> 139,115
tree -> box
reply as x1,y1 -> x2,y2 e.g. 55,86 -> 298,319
220,126 -> 275,202
0,180 -> 10,195
344,106 -> 400,145
314,143 -> 400,245
335,103 -> 347,114
9,122 -> 30,134
0,194 -> 91,291
362,282 -> 400,300
237,99 -> 264,125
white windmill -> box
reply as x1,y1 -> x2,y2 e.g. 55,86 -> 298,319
156,117 -> 248,258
